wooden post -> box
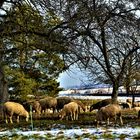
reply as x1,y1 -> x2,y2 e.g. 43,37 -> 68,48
30,105 -> 33,131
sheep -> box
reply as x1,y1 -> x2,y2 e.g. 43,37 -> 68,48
96,104 -> 123,126
138,110 -> 140,119
59,102 -> 79,121
133,102 -> 140,107
90,99 -> 112,112
126,99 -> 132,105
3,101 -> 29,124
126,99 -> 140,108
74,100 -> 86,112
32,101 -> 41,115
39,96 -> 57,113
133,107 -> 140,112
56,97 -> 73,112
119,102 -> 131,109
23,100 -> 41,115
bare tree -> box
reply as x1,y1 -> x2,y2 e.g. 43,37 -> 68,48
33,0 -> 140,103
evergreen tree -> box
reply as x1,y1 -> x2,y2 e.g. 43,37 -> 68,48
1,4 -> 66,101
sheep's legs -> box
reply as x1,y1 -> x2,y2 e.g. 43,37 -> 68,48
114,116 -> 117,126
17,116 -> 19,123
74,112 -> 77,120
73,112 -> 78,120
119,116 -> 123,125
5,115 -> 8,124
75,112 -> 78,120
5,119 -> 8,124
37,111 -> 41,116
9,116 -> 13,123
73,113 -> 75,120
66,116 -> 69,120
107,118 -> 109,125
117,113 -> 123,125
52,108 -> 56,113
71,113 -> 73,120
26,116 -> 29,122
73,112 -> 77,120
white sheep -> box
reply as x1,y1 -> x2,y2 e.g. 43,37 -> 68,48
133,102 -> 140,107
96,104 -> 123,126
59,102 -> 79,121
3,101 -> 29,124
133,107 -> 140,112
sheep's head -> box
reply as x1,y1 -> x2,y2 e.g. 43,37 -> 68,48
90,105 -> 95,112
25,111 -> 29,122
59,111 -> 65,120
83,106 -> 86,112
58,114 -> 63,120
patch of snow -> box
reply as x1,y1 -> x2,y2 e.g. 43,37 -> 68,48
0,127 -> 139,139
58,94 -> 140,102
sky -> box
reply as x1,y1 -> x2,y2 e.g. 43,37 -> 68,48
57,67 -> 87,89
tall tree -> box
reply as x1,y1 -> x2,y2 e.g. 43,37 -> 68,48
0,2 -> 66,110
0,0 -> 24,113
31,0 -> 140,103
0,40 -> 9,113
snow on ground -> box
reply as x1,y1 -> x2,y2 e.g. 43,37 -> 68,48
0,126 -> 139,139
59,88 -> 140,102
59,94 -> 140,102
0,90 -> 140,139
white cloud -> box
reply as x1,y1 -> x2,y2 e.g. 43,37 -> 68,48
57,67 -> 87,88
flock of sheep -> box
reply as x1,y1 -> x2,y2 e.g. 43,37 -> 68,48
2,96 -> 140,126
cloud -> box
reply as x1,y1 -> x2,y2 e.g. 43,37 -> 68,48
57,68 -> 86,88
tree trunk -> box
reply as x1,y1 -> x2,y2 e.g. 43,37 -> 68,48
126,86 -> 130,97
131,86 -> 136,108
132,91 -> 135,108
111,81 -> 119,103
0,67 -> 9,115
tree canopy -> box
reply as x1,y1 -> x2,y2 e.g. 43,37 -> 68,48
0,3 -> 66,101
30,0 -> 140,102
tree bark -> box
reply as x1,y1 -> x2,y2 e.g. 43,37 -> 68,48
126,87 -> 130,97
132,91 -> 135,108
111,81 -> 119,104
0,67 -> 9,115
